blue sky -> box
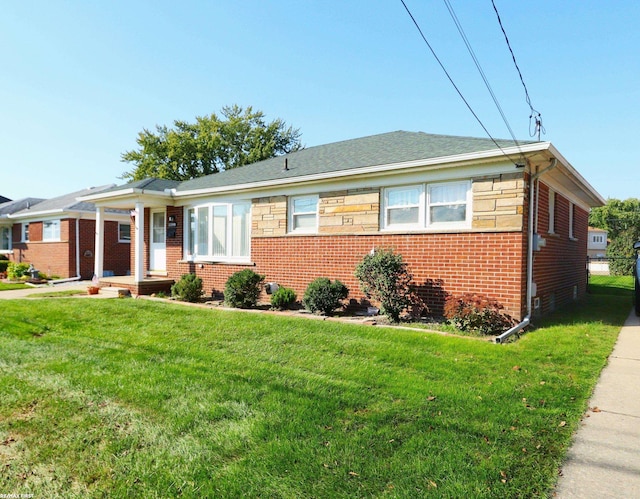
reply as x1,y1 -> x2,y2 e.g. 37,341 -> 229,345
2,1 -> 638,202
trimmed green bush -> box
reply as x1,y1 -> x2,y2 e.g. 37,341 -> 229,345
443,293 -> 516,335
224,269 -> 265,308
355,247 -> 414,322
7,262 -> 30,280
0,260 -> 9,273
171,273 -> 203,303
302,278 -> 349,316
270,287 -> 297,310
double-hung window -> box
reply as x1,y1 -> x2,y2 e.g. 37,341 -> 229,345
0,226 -> 10,252
289,195 -> 318,233
384,185 -> 423,228
382,180 -> 471,230
185,201 -> 251,261
22,223 -> 29,242
43,220 -> 61,241
118,223 -> 131,242
427,182 -> 470,226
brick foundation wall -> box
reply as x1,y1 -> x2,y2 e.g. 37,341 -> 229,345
167,207 -> 526,319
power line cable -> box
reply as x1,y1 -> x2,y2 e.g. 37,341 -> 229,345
399,0 -> 522,166
490,0 -> 545,140
442,0 -> 523,155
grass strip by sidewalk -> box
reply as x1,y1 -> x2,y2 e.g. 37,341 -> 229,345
0,282 -> 631,498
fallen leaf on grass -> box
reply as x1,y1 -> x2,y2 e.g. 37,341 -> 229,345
348,471 -> 359,477
427,396 -> 437,401
428,480 -> 437,489
559,421 -> 567,427
591,407 -> 601,413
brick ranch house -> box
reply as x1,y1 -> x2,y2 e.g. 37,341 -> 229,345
1,186 -> 131,280
80,131 -> 604,322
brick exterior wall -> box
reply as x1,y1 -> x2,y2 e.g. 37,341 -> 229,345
532,182 -> 589,315
9,218 -> 130,279
127,171 -> 590,321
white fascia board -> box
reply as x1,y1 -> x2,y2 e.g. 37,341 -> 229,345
77,188 -> 173,204
547,144 -> 606,207
174,143 -> 546,199
8,208 -> 65,220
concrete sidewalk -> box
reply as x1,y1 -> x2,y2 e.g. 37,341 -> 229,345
0,280 -> 98,299
554,309 -> 640,498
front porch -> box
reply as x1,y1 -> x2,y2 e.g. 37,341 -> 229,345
99,275 -> 174,296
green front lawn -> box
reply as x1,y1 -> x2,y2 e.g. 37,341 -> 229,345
0,282 -> 27,291
0,285 -> 631,497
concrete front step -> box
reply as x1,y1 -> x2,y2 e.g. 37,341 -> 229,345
99,287 -> 132,298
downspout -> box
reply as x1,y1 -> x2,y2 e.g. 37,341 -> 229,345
48,218 -> 83,286
76,217 -> 81,278
495,159 -> 558,343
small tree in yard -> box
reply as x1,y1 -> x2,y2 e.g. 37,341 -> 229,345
355,248 -> 413,322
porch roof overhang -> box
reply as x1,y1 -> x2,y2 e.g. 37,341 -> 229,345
77,188 -> 174,210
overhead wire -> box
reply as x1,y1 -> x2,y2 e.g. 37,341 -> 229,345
490,0 -> 545,140
442,0 -> 524,158
399,0 -> 523,167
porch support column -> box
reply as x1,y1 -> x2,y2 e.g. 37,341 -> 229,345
94,206 -> 105,279
134,202 -> 145,283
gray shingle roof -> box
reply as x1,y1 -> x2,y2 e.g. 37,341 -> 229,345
176,131 -> 533,192
96,178 -> 181,195
9,186 -> 127,217
0,198 -> 46,217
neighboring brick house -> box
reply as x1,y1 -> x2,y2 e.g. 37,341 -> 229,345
81,131 -> 604,321
5,186 -> 131,279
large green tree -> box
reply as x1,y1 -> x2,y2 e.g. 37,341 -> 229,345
589,198 -> 640,275
121,105 -> 302,181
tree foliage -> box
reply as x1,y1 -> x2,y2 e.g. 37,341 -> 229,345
121,105 -> 302,181
589,198 -> 640,275
354,247 -> 414,322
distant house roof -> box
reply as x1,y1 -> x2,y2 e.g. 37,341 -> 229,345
0,195 -> 11,204
8,186 -> 127,219
0,197 -> 46,218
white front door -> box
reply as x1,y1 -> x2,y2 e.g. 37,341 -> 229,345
150,210 -> 166,272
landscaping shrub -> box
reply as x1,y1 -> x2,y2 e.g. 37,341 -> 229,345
0,259 -> 9,274
302,278 -> 349,316
355,247 -> 414,322
270,286 -> 297,310
224,269 -> 265,308
7,262 -> 30,280
171,273 -> 203,303
443,293 -> 516,335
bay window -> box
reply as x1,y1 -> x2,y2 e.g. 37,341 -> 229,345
185,201 -> 251,261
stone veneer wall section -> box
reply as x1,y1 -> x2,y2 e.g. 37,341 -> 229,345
472,172 -> 525,231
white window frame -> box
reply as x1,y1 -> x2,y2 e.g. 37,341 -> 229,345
383,185 -> 424,230
426,181 -> 472,228
118,223 -> 131,243
42,219 -> 61,242
382,180 -> 472,231
184,201 -> 251,262
22,223 -> 29,242
592,234 -> 604,244
0,226 -> 11,253
569,203 -> 575,240
548,189 -> 556,234
289,195 -> 319,234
